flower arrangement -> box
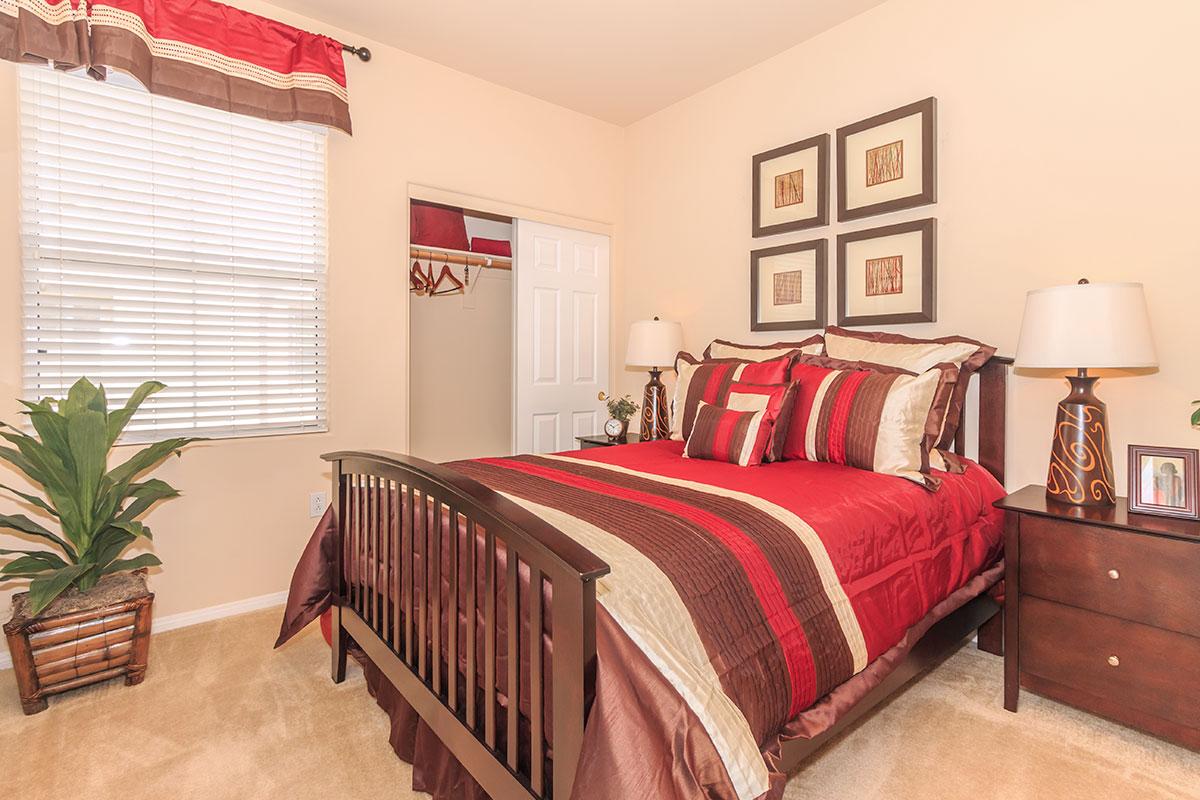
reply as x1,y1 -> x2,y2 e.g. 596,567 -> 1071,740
598,392 -> 639,422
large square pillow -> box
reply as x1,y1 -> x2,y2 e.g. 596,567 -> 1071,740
671,352 -> 794,441
703,335 -> 824,361
683,401 -> 774,466
725,381 -> 799,462
783,358 -> 958,488
823,327 -> 995,450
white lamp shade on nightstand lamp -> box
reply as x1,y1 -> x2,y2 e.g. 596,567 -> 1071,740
625,318 -> 684,368
1014,280 -> 1157,508
625,317 -> 682,441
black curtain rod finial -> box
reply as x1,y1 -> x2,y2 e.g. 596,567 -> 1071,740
342,43 -> 372,62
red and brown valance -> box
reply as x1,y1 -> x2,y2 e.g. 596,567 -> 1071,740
1,0 -> 353,134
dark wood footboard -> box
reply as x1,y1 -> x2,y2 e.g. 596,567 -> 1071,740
323,450 -> 610,800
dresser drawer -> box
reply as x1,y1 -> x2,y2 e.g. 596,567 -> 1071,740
1020,596 -> 1200,729
1019,516 -> 1200,637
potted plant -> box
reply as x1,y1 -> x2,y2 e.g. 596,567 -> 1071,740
598,391 -> 639,441
0,378 -> 196,714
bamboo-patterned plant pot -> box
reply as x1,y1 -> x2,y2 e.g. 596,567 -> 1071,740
3,571 -> 154,715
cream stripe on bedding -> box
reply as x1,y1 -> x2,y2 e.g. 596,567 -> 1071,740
543,453 -> 869,672
498,493 -> 770,800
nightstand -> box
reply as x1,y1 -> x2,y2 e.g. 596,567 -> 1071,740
575,433 -> 638,449
995,485 -> 1200,750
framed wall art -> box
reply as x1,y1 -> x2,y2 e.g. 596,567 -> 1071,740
836,218 -> 935,326
1128,445 -> 1199,520
836,97 -> 936,222
750,238 -> 827,331
751,133 -> 829,237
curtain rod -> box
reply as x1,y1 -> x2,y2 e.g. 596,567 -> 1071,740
341,43 -> 372,62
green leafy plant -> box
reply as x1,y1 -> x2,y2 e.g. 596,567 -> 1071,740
598,391 -> 639,422
0,378 -> 197,616
1192,401 -> 1200,428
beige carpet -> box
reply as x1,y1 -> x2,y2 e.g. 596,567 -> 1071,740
2,608 -> 1196,800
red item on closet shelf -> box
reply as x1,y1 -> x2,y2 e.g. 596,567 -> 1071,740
411,203 -> 469,251
469,237 -> 512,258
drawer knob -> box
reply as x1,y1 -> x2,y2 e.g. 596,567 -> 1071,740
1107,655 -> 1121,667
1107,568 -> 1120,580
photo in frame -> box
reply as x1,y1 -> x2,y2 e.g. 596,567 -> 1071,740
752,134 -> 829,237
837,97 -> 936,222
836,218 -> 935,326
750,238 -> 827,331
1127,445 -> 1199,520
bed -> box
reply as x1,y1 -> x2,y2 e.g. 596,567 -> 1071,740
276,355 -> 1010,800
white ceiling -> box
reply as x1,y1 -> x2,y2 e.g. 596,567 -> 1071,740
270,0 -> 887,125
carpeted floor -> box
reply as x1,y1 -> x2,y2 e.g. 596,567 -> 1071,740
2,608 -> 1196,800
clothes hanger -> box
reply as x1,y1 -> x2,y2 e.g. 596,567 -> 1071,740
409,259 -> 432,295
431,253 -> 464,296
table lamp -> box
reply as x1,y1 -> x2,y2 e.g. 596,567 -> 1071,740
1015,280 -> 1157,506
625,317 -> 683,441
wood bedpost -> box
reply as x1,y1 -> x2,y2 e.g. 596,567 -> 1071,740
330,457 -> 349,684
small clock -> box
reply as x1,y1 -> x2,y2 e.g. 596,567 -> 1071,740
603,418 -> 627,442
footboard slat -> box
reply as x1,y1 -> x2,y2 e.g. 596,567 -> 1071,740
325,450 -> 610,800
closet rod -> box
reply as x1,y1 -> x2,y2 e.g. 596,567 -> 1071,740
409,246 -> 513,271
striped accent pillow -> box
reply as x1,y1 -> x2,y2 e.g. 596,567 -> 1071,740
703,335 -> 824,361
683,401 -> 774,466
782,360 -> 958,488
670,352 -> 794,441
823,327 -> 995,451
726,381 -> 799,462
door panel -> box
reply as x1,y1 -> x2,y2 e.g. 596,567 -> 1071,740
515,221 -> 610,454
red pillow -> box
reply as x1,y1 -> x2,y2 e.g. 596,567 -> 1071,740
411,203 -> 469,251
470,237 -> 512,257
725,381 -> 798,462
671,352 -> 794,441
683,401 -> 774,466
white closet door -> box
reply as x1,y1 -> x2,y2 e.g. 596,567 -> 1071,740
514,221 -> 610,454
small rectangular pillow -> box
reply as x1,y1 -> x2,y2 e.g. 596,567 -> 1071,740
783,359 -> 958,488
683,401 -> 774,466
725,381 -> 799,462
823,327 -> 995,451
703,335 -> 824,361
671,352 -> 794,441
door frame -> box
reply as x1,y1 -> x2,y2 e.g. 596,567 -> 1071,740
404,183 -> 615,454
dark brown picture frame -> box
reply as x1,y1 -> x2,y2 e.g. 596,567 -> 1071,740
750,238 -> 827,331
836,97 -> 936,222
836,218 -> 936,326
751,133 -> 829,237
1128,445 -> 1200,520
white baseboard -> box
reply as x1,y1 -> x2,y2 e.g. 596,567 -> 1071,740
0,589 -> 288,672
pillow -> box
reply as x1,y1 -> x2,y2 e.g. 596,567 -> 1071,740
469,237 -> 512,257
823,327 -> 996,450
782,359 -> 959,488
671,352 -> 794,441
683,401 -> 774,466
411,203 -> 469,251
704,335 -> 824,361
725,381 -> 799,462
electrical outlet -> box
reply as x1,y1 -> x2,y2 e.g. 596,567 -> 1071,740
309,490 -> 329,518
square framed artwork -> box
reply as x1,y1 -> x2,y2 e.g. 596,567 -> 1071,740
752,134 -> 829,237
1128,445 -> 1199,520
750,238 -> 827,331
836,218 -> 935,326
837,98 -> 936,222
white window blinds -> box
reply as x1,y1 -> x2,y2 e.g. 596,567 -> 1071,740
19,67 -> 329,441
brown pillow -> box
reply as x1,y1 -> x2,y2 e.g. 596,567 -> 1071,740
671,352 -> 795,441
823,327 -> 996,450
703,335 -> 824,361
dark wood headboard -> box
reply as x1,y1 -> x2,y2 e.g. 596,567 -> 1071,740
953,355 -> 1012,486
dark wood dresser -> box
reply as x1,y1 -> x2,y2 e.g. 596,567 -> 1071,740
995,485 -> 1200,750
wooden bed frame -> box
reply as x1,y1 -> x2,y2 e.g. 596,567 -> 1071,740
325,355 -> 1012,800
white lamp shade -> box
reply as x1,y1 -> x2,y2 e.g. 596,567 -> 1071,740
1015,281 -> 1157,369
625,318 -> 683,368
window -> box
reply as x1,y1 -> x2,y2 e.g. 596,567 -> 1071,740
19,67 -> 328,441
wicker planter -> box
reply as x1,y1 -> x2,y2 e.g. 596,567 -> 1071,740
4,571 -> 153,715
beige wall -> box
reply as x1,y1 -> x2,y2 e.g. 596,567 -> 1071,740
0,0 -> 624,621
617,0 -> 1200,492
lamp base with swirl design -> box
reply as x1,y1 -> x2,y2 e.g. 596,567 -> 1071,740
1046,373 -> 1115,507
640,368 -> 670,441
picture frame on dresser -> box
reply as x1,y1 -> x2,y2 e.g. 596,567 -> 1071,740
836,218 -> 935,326
750,238 -> 827,331
751,133 -> 830,237
1128,445 -> 1200,520
837,97 -> 936,222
